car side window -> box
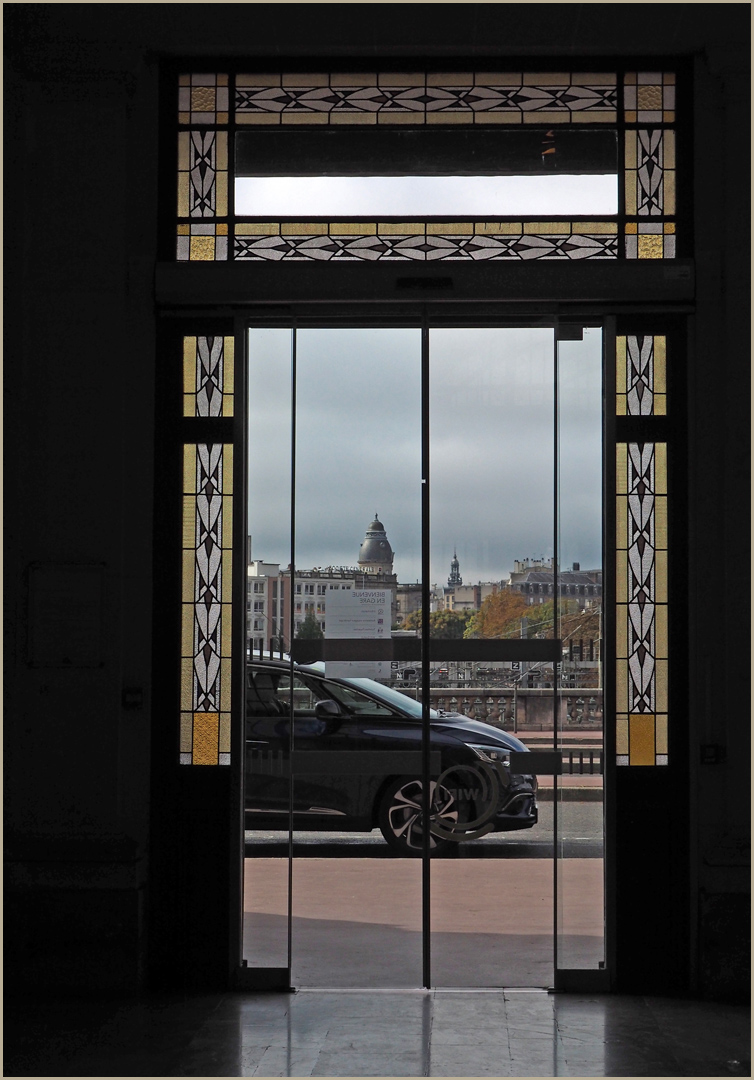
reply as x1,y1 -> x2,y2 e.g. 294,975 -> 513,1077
318,679 -> 395,717
277,674 -> 321,715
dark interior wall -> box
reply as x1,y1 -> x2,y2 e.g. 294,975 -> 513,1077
4,4 -> 749,998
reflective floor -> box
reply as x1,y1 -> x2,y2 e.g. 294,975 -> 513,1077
6,988 -> 749,1077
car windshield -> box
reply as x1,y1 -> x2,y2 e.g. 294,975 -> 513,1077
301,663 -> 441,717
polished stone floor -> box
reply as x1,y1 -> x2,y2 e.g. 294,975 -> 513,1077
5,988 -> 750,1077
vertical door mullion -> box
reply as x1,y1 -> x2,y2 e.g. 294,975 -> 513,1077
421,310 -> 431,989
287,325 -> 297,981
553,331 -> 560,981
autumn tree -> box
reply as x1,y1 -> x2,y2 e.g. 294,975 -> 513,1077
463,590 -> 528,639
402,609 -> 472,638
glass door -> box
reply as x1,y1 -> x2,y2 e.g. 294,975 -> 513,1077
243,318 -> 605,989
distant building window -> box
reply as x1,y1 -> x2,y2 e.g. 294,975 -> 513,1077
253,601 -> 264,612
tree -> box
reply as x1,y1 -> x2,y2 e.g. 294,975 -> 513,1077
295,612 -> 324,639
401,609 -> 472,638
464,590 -> 528,638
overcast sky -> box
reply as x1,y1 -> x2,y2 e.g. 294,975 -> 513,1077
248,326 -> 602,586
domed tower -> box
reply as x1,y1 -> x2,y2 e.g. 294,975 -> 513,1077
448,548 -> 462,586
357,514 -> 394,576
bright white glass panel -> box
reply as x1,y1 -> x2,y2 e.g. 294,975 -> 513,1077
236,174 -> 617,216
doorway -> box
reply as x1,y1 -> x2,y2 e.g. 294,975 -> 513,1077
242,319 -> 605,988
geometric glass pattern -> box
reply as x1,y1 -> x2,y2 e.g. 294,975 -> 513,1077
183,336 -> 235,417
235,71 -> 617,124
625,130 -> 675,217
616,336 -> 667,416
172,69 -> 679,262
624,71 -> 675,124
616,442 -> 668,765
234,221 -> 618,261
178,131 -> 228,218
178,73 -> 229,125
181,443 -> 233,765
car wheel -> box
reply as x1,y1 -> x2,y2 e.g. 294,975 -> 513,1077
378,776 -> 466,857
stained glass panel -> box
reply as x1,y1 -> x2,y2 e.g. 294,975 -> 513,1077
181,442 -> 233,766
616,442 -> 668,766
178,73 -> 230,125
624,222 -> 675,260
183,336 -> 235,417
178,131 -> 228,219
616,335 -> 667,415
624,71 -> 675,124
624,130 -> 675,217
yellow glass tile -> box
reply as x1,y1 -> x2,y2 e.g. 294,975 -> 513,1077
329,223 -> 377,235
378,223 -> 424,234
178,112 -> 190,125
624,176 -> 637,217
616,607 -> 628,659
182,552 -> 196,602
221,601 -> 233,655
574,111 -> 617,123
235,223 -> 281,235
579,222 -> 617,233
616,337 -> 627,397
654,394 -> 667,415
655,714 -> 668,755
638,235 -> 663,259
427,222 -> 473,234
177,178 -> 189,219
378,112 -> 426,124
177,224 -> 190,238
221,656 -> 232,706
616,494 -> 628,549
183,444 -> 197,493
655,496 -> 668,548
284,73 -> 329,87
193,713 -> 219,765
616,444 -> 628,495
664,72 -> 676,85
222,496 -> 234,548
191,86 -> 216,112
427,72 -> 473,86
182,504 -> 196,556
663,173 -> 676,217
523,72 -> 569,85
616,715 -> 629,755
190,235 -> 215,260
629,714 -> 655,765
479,113 -> 523,124
663,130 -> 676,169
331,112 -> 377,125
178,132 -> 190,171
625,222 -> 638,234
180,658 -> 194,711
378,73 -> 425,87
180,712 -> 193,753
281,112 -> 329,125
655,660 -> 669,712
616,659 -> 628,713
637,85 -> 662,110
624,132 -> 637,169
655,606 -> 668,660
625,111 -> 637,124
655,443 -> 667,493
224,337 -> 234,395
523,112 -> 571,124
183,337 -> 196,394
179,74 -> 191,86
219,712 -> 231,754
616,396 -> 627,416
572,72 -> 616,85
654,337 -> 667,392
216,112 -> 229,125
663,111 -> 676,123
217,74 -> 228,87
475,222 -> 522,234
236,74 -> 282,87
330,73 -> 376,86
235,113 -> 281,126
524,222 -> 569,234
216,220 -> 228,236
624,72 -> 637,85
181,605 -> 195,660
216,131 -> 228,170
427,113 -> 474,124
223,444 -> 234,493
616,554 -> 628,608
183,395 -> 193,418
281,223 -> 327,236
655,550 -> 668,603
664,222 -> 676,234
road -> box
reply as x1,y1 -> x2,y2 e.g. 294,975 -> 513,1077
245,800 -> 603,859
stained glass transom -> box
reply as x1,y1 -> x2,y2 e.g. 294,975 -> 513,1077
616,335 -> 667,416
616,442 -> 668,766
181,443 -> 233,766
183,336 -> 235,417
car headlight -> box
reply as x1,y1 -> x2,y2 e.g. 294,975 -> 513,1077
468,744 -> 510,768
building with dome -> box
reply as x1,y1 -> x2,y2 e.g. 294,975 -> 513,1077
357,514 -> 395,577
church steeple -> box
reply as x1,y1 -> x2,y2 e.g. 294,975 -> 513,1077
448,548 -> 462,586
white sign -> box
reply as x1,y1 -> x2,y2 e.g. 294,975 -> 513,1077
325,587 -> 391,679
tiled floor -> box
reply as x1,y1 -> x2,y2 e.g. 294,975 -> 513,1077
5,988 -> 750,1077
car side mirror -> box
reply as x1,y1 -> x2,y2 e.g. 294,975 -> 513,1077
314,698 -> 342,718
